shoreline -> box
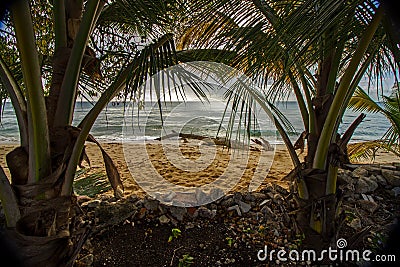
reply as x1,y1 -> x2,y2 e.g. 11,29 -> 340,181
1,141 -> 399,199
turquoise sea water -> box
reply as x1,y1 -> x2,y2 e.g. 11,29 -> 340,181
0,101 -> 390,144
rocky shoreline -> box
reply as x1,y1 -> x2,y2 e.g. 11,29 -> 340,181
68,163 -> 400,266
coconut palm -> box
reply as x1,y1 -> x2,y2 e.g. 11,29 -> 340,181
175,0 -> 399,247
347,86 -> 400,160
0,0 -> 208,265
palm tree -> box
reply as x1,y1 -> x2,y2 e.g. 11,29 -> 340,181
175,0 -> 399,247
0,0 -> 204,265
347,86 -> 400,160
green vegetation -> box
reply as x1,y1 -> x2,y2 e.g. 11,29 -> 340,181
168,228 -> 182,242
348,86 -> 400,160
178,254 -> 194,267
0,0 -> 398,264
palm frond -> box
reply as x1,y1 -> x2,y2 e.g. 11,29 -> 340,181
348,86 -> 384,113
348,140 -> 400,162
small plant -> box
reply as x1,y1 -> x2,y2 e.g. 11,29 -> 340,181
178,254 -> 194,267
293,233 -> 305,248
226,237 -> 234,247
168,228 -> 181,242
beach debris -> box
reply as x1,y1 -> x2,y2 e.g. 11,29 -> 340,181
251,138 -> 274,151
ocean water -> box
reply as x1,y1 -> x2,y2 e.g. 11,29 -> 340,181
0,101 -> 390,144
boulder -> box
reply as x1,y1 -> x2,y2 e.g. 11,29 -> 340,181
355,177 -> 378,194
352,167 -> 369,177
375,175 -> 387,186
382,169 -> 400,187
337,172 -> 354,185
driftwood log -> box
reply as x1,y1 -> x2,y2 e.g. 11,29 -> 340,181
156,131 -> 272,151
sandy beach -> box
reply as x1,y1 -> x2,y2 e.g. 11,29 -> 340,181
0,141 -> 398,198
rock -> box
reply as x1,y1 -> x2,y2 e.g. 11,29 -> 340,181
95,201 -> 137,225
158,204 -> 168,214
243,192 -> 256,202
238,201 -> 251,213
382,165 -> 397,171
144,199 -> 159,211
251,192 -> 267,200
382,169 -> 400,187
169,206 -> 187,221
232,192 -> 243,203
186,207 -> 197,218
159,215 -> 170,224
369,175 -> 378,184
362,165 -> 382,175
197,206 -> 216,219
227,205 -> 242,216
355,177 -> 378,193
352,167 -> 369,177
337,173 -> 354,185
220,196 -> 235,207
375,175 -> 387,186
391,187 -> 400,197
357,200 -> 379,213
